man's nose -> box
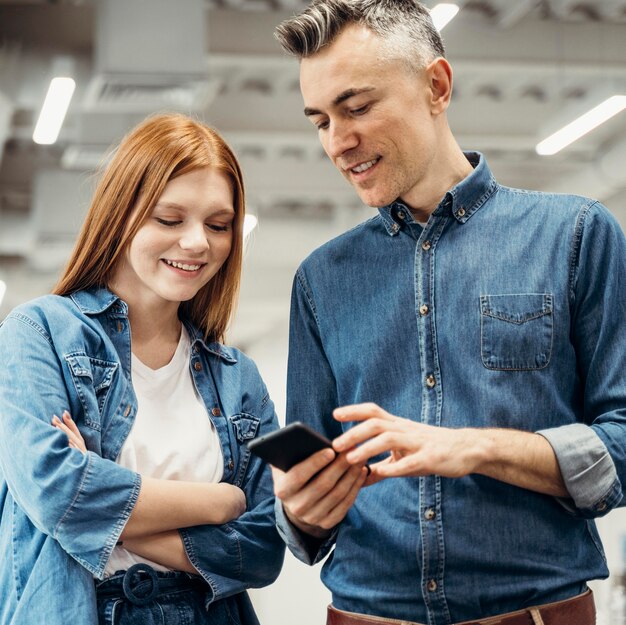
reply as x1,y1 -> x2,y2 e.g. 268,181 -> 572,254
326,121 -> 359,160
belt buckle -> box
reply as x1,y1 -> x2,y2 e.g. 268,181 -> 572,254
122,563 -> 160,606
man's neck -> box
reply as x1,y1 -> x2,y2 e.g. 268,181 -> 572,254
403,145 -> 474,223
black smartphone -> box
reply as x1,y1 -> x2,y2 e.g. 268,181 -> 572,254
247,421 -> 333,471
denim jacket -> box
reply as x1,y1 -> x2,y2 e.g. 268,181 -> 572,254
0,287 -> 284,625
277,153 -> 626,623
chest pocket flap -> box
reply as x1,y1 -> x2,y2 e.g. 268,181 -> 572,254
480,293 -> 553,371
65,353 -> 118,428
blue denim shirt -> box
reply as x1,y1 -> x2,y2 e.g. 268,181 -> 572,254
0,287 -> 284,625
277,153 -> 626,623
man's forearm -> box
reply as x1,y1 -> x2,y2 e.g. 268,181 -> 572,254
470,428 -> 569,497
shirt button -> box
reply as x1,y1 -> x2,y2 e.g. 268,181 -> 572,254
228,459 -> 234,470
397,211 -> 406,220
424,508 -> 436,521
117,321 -> 123,332
456,207 -> 466,218
419,304 -> 429,316
211,407 -> 221,417
391,223 -> 399,233
422,240 -> 431,251
427,579 -> 438,592
123,404 -> 131,417
194,361 -> 202,371
597,500 -> 607,512
426,375 -> 436,388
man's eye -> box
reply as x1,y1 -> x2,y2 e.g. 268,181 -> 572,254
316,120 -> 329,131
156,218 -> 180,226
351,105 -> 369,116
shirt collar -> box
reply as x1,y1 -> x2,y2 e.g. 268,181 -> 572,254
70,287 -> 237,363
378,151 -> 498,236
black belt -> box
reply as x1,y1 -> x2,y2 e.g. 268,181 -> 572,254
96,563 -> 207,606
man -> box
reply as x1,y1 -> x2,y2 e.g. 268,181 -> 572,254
271,1 -> 626,624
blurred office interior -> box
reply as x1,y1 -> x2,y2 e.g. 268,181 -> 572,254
0,1 -> 625,622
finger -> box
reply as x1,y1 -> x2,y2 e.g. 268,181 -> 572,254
370,454 -> 427,478
333,403 -> 393,425
62,411 -> 83,439
279,454 -> 357,520
333,417 -> 403,454
290,464 -> 366,530
344,430 -> 409,464
52,419 -> 84,448
273,447 -> 336,499
318,466 -> 368,528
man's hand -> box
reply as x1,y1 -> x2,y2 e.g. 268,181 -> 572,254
271,447 -> 368,539
332,402 -> 568,497
332,403 -> 484,484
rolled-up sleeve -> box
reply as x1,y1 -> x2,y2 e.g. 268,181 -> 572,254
0,313 -> 141,578
538,423 -> 621,517
539,202 -> 626,518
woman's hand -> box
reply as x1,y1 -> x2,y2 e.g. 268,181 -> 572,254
211,483 -> 247,523
52,411 -> 87,453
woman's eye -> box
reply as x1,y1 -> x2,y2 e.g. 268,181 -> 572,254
156,218 -> 180,227
207,224 -> 230,232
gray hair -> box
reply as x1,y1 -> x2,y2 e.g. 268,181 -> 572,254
275,0 -> 445,71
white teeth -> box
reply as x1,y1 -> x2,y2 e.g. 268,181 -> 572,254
164,259 -> 201,271
351,158 -> 379,174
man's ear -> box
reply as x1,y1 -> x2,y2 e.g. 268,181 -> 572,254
426,57 -> 453,115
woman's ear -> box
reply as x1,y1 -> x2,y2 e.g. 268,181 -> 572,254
426,57 -> 453,115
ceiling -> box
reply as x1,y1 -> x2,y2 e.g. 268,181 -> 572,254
1,0 -> 625,362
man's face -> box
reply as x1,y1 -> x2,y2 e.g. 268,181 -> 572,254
300,24 -> 440,209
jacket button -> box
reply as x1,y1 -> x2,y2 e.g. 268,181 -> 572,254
422,240 -> 431,251
228,460 -> 234,470
211,407 -> 221,417
424,508 -> 436,521
456,207 -> 466,218
426,375 -> 436,388
419,304 -> 429,316
427,579 -> 438,592
123,404 -> 131,417
194,362 -> 202,372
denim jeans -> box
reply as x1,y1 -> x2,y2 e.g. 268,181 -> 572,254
95,564 -> 249,625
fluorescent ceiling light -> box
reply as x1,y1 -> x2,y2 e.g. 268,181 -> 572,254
536,95 -> 626,156
0,280 -> 6,308
430,3 -> 460,31
243,214 -> 258,243
33,77 -> 76,145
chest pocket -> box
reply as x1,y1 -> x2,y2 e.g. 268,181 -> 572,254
230,413 -> 260,486
65,353 -> 119,429
480,293 -> 553,371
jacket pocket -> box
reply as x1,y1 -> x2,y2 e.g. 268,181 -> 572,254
65,353 -> 118,428
230,413 -> 261,486
480,293 -> 553,371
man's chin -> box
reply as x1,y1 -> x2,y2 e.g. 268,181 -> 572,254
355,188 -> 395,209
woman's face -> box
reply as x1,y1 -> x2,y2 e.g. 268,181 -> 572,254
111,167 -> 235,311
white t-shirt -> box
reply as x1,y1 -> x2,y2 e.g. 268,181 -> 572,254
105,326 -> 224,576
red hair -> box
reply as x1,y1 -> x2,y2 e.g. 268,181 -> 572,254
53,113 -> 245,342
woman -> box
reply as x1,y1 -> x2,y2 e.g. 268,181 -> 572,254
0,113 -> 284,625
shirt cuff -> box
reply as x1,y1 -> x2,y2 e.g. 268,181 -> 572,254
537,423 -> 621,516
274,498 -> 337,565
